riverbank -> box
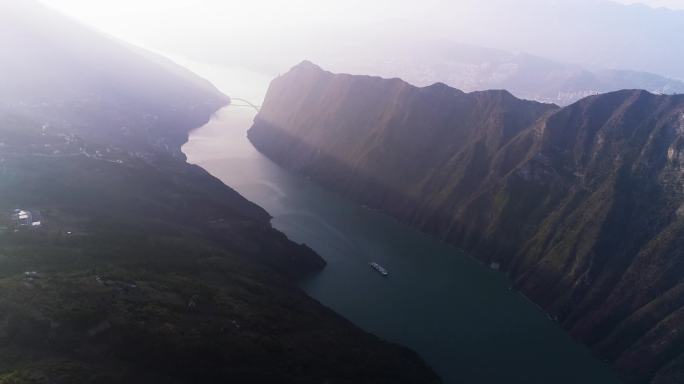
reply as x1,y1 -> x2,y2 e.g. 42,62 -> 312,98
183,104 -> 621,384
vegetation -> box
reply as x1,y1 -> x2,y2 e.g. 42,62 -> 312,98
0,4 -> 439,381
249,61 -> 684,384
0,119 -> 438,383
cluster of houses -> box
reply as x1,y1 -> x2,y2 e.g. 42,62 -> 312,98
10,209 -> 42,229
0,209 -> 43,235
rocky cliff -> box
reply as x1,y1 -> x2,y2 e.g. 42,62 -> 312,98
249,61 -> 684,384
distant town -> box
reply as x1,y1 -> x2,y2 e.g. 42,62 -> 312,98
0,209 -> 42,234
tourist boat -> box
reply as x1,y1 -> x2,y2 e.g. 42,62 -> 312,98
369,262 -> 389,277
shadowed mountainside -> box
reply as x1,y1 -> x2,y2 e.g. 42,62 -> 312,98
0,4 -> 440,383
249,61 -> 684,384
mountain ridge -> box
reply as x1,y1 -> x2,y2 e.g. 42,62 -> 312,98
0,5 -> 440,383
316,39 -> 684,106
249,61 -> 684,384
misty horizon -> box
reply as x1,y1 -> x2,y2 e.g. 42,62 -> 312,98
2,1 -> 684,383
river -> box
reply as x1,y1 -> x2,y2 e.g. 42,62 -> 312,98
180,64 -> 621,384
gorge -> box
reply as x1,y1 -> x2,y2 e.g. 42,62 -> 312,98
0,3 -> 438,383
4,0 -> 684,383
248,61 -> 684,384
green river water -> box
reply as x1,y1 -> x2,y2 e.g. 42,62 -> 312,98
181,65 -> 621,384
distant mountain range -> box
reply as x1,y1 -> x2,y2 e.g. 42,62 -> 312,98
0,1 -> 229,157
250,61 -> 684,384
318,41 -> 684,106
0,3 -> 439,383
418,0 -> 684,81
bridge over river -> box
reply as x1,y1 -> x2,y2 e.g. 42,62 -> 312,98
229,97 -> 261,112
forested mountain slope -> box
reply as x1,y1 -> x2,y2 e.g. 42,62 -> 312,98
250,61 -> 684,384
0,4 -> 439,383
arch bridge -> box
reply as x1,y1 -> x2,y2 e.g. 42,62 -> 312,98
230,97 -> 261,112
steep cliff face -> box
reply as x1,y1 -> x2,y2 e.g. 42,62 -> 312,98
249,61 -> 684,383
511,91 -> 684,384
250,61 -> 557,230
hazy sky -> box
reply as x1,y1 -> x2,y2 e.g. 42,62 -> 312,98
37,1 -> 415,69
38,0 -> 405,46
41,0 -> 684,54
37,0 -> 684,82
615,0 -> 684,7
